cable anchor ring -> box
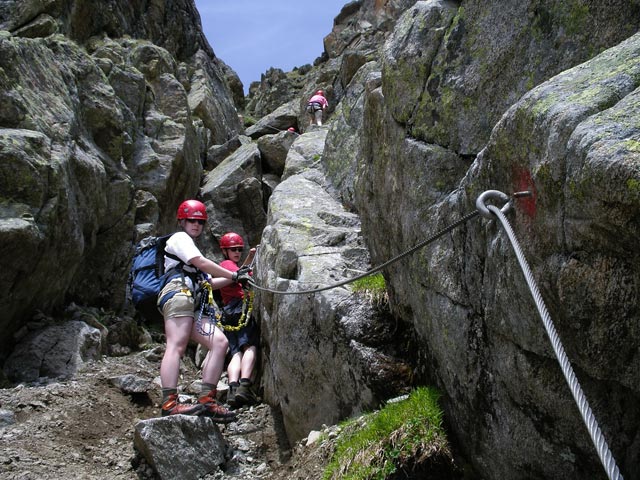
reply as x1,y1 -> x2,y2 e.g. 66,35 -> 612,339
476,190 -> 512,219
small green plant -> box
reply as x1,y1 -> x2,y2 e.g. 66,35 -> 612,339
323,387 -> 450,480
627,178 -> 640,198
351,273 -> 388,307
243,115 -> 257,127
352,273 -> 385,292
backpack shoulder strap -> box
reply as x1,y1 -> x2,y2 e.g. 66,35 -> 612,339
155,234 -> 182,277
157,233 -> 206,289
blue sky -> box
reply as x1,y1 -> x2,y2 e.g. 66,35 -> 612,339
193,1 -> 348,93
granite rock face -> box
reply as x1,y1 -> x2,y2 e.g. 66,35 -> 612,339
0,0 -> 242,356
348,2 -> 640,478
1,1 -> 640,478
256,129 -> 412,443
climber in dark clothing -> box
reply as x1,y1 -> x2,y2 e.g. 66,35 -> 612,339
217,232 -> 260,408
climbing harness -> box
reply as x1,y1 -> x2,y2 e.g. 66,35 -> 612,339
195,280 -> 217,336
306,101 -> 323,113
222,291 -> 254,332
195,278 -> 255,335
246,189 -> 623,480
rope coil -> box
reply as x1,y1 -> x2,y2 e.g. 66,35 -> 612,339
195,281 -> 254,334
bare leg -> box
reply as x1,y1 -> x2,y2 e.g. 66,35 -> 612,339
240,345 -> 257,380
192,322 -> 229,386
191,324 -> 237,421
227,351 -> 242,383
160,316 -> 193,388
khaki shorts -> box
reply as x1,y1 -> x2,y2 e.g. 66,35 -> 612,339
158,278 -> 195,319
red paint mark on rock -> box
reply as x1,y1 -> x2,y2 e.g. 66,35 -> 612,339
512,166 -> 537,218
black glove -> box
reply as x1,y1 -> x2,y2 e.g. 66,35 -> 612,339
231,265 -> 253,286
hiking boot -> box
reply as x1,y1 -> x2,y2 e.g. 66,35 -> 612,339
198,390 -> 237,423
161,393 -> 204,417
234,379 -> 258,407
227,382 -> 240,408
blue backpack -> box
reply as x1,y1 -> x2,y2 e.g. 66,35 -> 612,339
128,234 -> 182,323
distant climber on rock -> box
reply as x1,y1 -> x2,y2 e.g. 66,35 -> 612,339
306,89 -> 328,126
217,232 -> 260,408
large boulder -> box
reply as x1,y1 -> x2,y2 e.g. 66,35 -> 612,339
382,0 -> 640,156
323,60 -> 381,210
3,321 -> 102,383
353,3 -> 640,478
440,35 -> 640,479
256,129 -> 411,443
134,416 -> 226,480
245,100 -> 299,139
0,0 -> 243,357
199,142 -> 268,257
256,130 -> 297,177
0,35 -> 137,357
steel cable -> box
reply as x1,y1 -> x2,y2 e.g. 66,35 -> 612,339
244,188 -> 622,478
487,202 -> 623,480
248,209 -> 480,295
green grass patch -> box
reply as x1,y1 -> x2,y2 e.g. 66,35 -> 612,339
351,273 -> 388,307
351,273 -> 386,293
243,115 -> 257,127
323,387 -> 450,480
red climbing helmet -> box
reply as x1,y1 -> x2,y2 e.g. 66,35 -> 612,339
315,89 -> 324,96
219,232 -> 244,249
177,199 -> 208,220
